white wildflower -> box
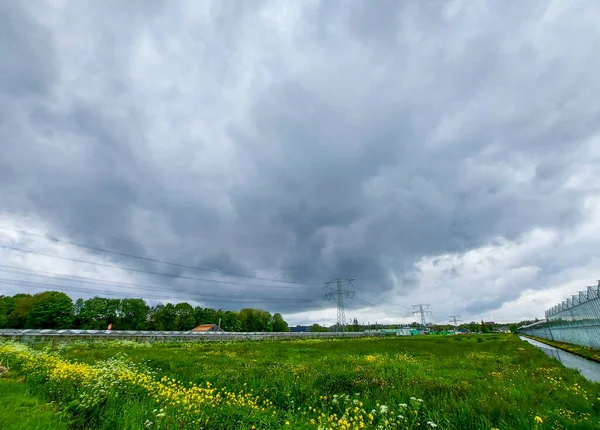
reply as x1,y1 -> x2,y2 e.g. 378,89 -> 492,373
417,398 -> 424,403
399,403 -> 407,408
380,405 -> 388,414
410,397 -> 416,401
427,422 -> 437,428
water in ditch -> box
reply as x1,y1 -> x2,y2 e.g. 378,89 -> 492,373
520,336 -> 600,383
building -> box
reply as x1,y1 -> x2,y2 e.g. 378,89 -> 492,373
364,328 -> 416,336
191,324 -> 223,332
493,326 -> 510,333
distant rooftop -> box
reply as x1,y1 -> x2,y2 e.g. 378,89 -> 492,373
191,324 -> 222,332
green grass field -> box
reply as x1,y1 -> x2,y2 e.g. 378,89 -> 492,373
0,378 -> 69,429
1,334 -> 599,429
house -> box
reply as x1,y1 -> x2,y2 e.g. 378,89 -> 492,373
191,324 -> 223,332
459,329 -> 470,334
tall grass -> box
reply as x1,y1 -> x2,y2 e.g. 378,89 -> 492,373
1,335 -> 599,429
0,378 -> 69,429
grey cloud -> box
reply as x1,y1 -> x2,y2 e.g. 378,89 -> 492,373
0,2 -> 56,97
2,0 -> 600,319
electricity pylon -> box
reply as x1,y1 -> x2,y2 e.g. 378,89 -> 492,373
412,304 -> 431,328
449,315 -> 461,330
324,278 -> 356,332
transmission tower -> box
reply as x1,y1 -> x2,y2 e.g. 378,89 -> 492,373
412,304 -> 431,328
324,278 -> 356,332
449,315 -> 461,330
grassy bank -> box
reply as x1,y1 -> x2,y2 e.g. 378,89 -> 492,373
1,335 -> 599,429
524,335 -> 600,363
0,378 -> 69,429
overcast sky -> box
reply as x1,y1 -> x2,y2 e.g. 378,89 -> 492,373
2,0 -> 600,326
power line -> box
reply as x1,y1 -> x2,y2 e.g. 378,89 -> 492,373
0,264 -> 320,304
0,225 -> 320,286
353,297 -> 398,314
0,244 -> 316,290
0,277 -> 317,304
0,208 -> 196,257
351,284 -> 412,311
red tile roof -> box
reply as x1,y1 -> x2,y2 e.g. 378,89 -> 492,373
191,324 -> 219,332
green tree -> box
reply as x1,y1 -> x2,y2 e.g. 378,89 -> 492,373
8,294 -> 35,328
73,298 -> 85,329
465,321 -> 480,333
25,291 -> 74,329
118,299 -> 150,330
272,313 -> 289,332
238,308 -> 273,332
217,310 -> 241,331
309,323 -> 328,332
152,303 -> 178,331
194,307 -> 218,325
0,296 -> 16,328
79,297 -> 121,330
237,308 -> 254,331
481,320 -> 490,333
174,303 -> 196,331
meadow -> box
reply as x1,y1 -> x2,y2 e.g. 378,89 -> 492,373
1,334 -> 599,429
0,378 -> 69,429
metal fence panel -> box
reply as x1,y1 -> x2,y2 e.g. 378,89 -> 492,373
519,284 -> 600,349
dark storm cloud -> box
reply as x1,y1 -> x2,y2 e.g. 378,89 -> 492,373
2,0 -> 600,316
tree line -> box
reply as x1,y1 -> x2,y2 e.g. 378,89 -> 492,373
0,291 -> 290,332
307,319 -> 529,333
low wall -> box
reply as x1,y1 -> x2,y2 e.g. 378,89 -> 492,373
0,329 -> 381,344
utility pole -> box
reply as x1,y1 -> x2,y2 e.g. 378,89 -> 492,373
324,278 -> 356,332
412,304 -> 431,328
449,315 -> 461,331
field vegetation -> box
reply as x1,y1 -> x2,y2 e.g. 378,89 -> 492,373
1,335 -> 599,429
0,378 -> 68,429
